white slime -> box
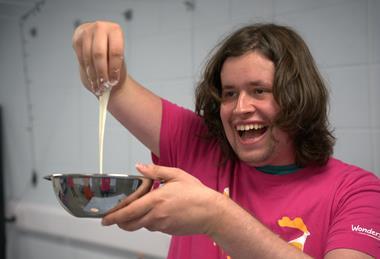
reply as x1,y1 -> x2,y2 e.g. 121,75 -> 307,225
98,87 -> 111,174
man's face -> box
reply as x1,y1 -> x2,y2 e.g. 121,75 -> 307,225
219,51 -> 295,166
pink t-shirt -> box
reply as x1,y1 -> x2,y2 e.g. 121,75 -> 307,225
101,177 -> 111,191
153,99 -> 380,259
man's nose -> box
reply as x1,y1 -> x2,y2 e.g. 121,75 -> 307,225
234,92 -> 255,114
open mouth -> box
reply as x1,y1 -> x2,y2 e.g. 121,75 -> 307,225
236,124 -> 268,140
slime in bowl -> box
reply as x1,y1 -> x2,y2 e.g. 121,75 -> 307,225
44,173 -> 153,218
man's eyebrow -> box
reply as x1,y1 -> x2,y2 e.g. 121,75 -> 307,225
248,80 -> 272,87
222,80 -> 272,88
221,84 -> 235,89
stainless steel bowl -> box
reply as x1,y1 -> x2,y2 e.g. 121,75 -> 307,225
44,173 -> 153,218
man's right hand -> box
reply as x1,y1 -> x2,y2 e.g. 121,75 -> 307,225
72,21 -> 126,96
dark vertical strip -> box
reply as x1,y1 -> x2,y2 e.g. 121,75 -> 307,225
0,106 -> 5,258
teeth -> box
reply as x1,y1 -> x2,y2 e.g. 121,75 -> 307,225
236,124 -> 264,131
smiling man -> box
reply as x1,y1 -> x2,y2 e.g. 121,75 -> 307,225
72,22 -> 380,259
219,51 -> 294,166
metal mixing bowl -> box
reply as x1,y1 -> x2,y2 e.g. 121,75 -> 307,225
44,173 -> 153,218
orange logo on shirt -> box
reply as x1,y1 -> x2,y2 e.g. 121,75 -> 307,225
219,188 -> 310,257
278,216 -> 310,251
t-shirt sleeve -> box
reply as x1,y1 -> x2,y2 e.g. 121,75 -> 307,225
325,167 -> 380,257
152,99 -> 207,168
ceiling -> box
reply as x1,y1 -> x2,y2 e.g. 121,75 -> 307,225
0,0 -> 41,20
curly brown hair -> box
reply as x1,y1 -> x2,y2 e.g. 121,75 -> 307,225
195,23 -> 335,167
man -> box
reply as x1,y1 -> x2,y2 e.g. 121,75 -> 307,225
72,21 -> 380,258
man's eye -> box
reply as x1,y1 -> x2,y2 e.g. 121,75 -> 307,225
254,88 -> 265,94
222,90 -> 237,99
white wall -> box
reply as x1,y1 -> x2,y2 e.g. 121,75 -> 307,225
0,0 -> 379,258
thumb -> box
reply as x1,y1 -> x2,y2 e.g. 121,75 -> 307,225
135,163 -> 180,182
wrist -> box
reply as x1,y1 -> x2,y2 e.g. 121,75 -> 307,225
204,190 -> 231,238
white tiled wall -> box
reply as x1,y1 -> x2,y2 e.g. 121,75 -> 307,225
0,0 -> 379,258
369,0 -> 380,64
326,65 -> 371,128
369,64 -> 380,128
275,0 -> 369,68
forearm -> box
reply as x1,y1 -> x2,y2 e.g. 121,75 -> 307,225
208,194 -> 313,259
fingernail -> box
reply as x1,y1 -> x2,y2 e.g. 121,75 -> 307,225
86,66 -> 91,77
104,80 -> 117,89
136,163 -> 147,169
108,80 -> 119,87
101,218 -> 110,226
110,69 -> 120,86
103,81 -> 111,89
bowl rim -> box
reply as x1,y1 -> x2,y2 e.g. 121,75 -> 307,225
44,173 -> 151,181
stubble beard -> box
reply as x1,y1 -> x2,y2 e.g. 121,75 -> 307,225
239,127 -> 279,166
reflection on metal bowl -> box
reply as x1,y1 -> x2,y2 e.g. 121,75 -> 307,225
44,173 -> 153,218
